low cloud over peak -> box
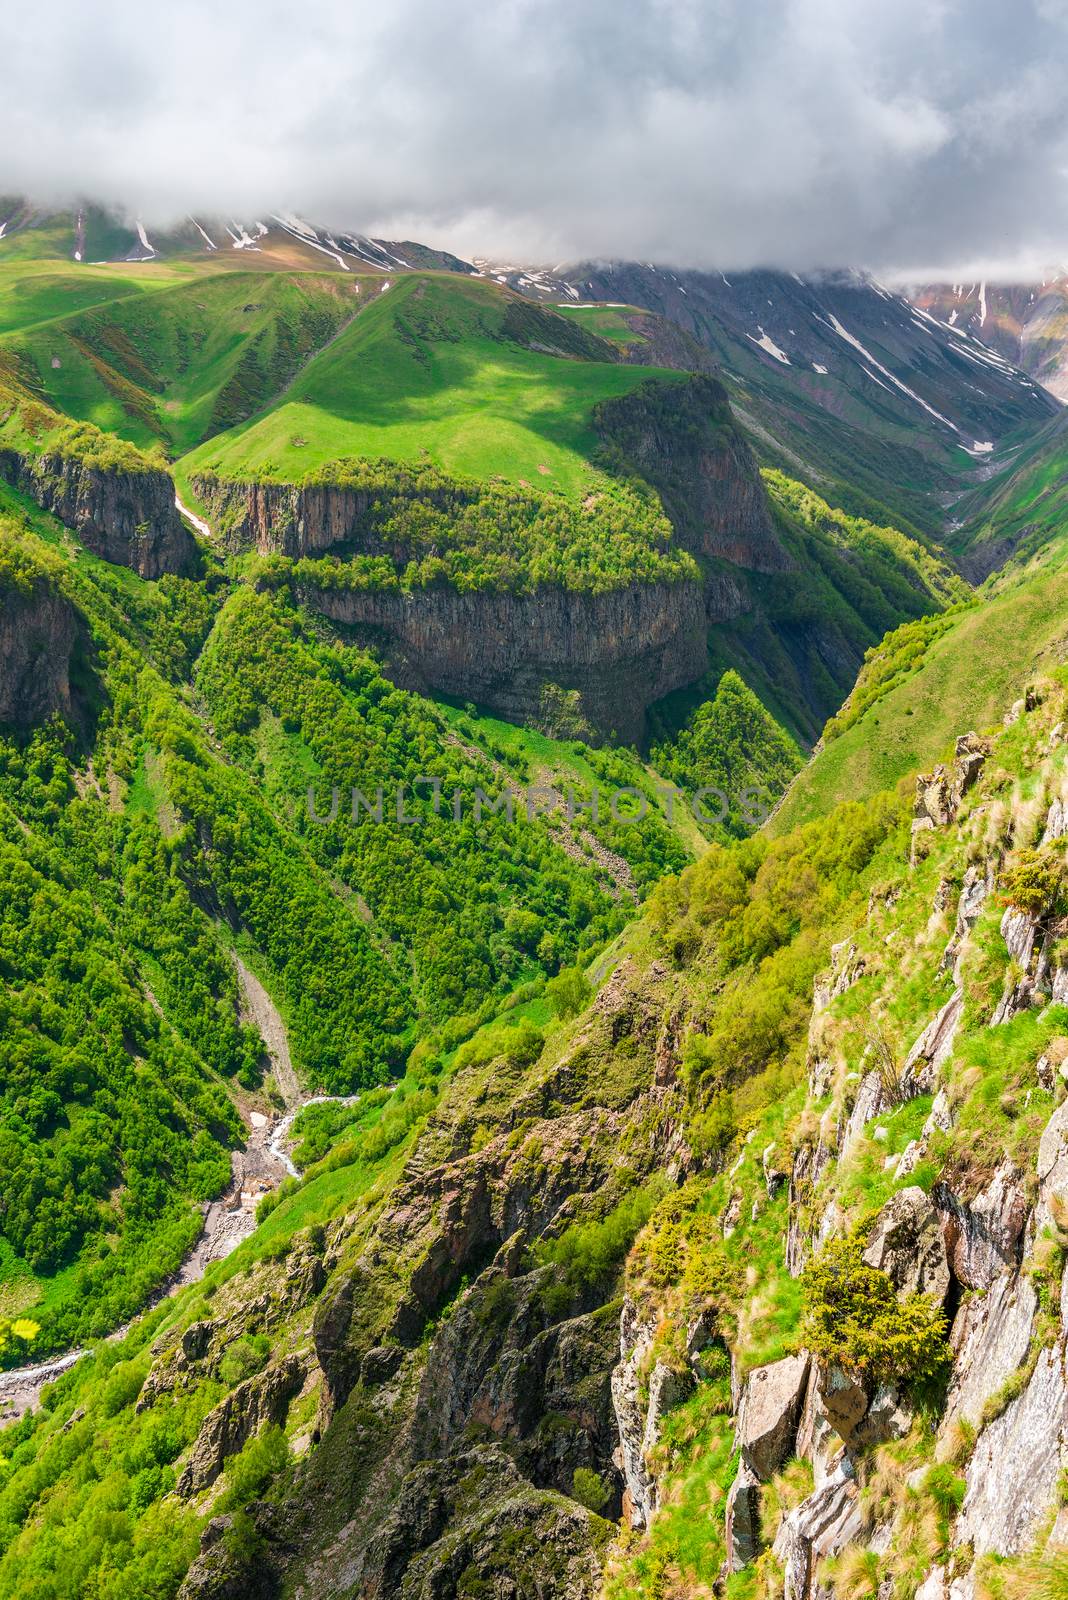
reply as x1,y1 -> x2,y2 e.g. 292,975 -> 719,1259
4,0 -> 1068,276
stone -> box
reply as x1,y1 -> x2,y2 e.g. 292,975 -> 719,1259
916,769 -> 956,829
361,1344 -> 405,1386
942,1269 -> 1037,1435
736,1352 -> 811,1481
941,864 -> 991,978
935,1163 -> 1029,1291
763,1142 -> 789,1197
812,941 -> 866,1014
725,1462 -> 763,1570
957,1341 -> 1068,1556
611,1298 -> 659,1529
1035,1097 -> 1068,1237
1043,796 -> 1068,846
901,990 -> 963,1094
815,1364 -> 869,1445
176,1354 -> 306,1497
773,1461 -> 865,1600
862,1187 -> 951,1305
854,1381 -> 911,1449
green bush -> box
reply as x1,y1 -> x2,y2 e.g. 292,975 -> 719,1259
571,1466 -> 611,1515
799,1238 -> 949,1385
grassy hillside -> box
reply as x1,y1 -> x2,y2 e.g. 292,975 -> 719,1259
178,275 -> 687,494
772,530 -> 1068,832
2,270 -> 364,454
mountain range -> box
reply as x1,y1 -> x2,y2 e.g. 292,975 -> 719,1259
2,194 -> 1068,1600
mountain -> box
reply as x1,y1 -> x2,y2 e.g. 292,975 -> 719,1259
4,197 -> 1068,1600
0,196 -> 476,277
4,508 -> 1068,1599
911,276 -> 1068,402
0,224 -> 971,751
498,260 -> 1057,539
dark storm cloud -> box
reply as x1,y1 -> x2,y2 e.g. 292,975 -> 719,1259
4,0 -> 1068,273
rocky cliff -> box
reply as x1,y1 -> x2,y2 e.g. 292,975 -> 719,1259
595,373 -> 791,576
189,375 -> 790,740
292,577 -> 708,745
606,684 -> 1068,1598
0,447 -> 197,579
0,565 -> 77,727
167,959 -> 689,1600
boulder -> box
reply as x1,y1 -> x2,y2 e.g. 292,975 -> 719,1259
935,1162 -> 1029,1291
736,1352 -> 811,1480
862,1187 -> 951,1305
815,1364 -> 869,1446
725,1462 -> 763,1571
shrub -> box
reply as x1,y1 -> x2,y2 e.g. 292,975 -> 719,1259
799,1238 -> 949,1385
571,1466 -> 611,1515
1001,848 -> 1065,917
546,966 -> 592,1019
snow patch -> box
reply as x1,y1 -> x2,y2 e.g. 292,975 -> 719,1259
979,280 -> 987,326
812,362 -> 828,374
175,495 -> 212,539
189,217 -> 217,251
271,214 -> 349,270
820,312 -> 960,434
747,327 -> 790,364
226,221 -> 262,252
135,221 -> 155,258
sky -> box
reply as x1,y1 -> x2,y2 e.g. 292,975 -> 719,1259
4,0 -> 1068,275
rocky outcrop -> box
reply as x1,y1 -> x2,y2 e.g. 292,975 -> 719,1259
735,1353 -> 811,1480
725,1463 -> 762,1571
942,1269 -> 1037,1433
0,447 -> 197,578
910,736 -> 989,863
176,1354 -> 306,1496
934,1162 -> 1029,1290
861,1187 -> 951,1304
611,1298 -> 661,1529
772,1460 -> 865,1600
957,1340 -> 1068,1556
595,375 -> 789,574
293,576 -> 708,745
0,572 -> 77,726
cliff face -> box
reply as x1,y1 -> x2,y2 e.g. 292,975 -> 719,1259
0,448 -> 197,579
0,576 -> 76,727
596,374 -> 790,575
189,376 -> 786,741
166,960 -> 688,1600
293,578 -> 707,744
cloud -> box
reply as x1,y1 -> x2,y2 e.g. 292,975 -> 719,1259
3,0 -> 1068,274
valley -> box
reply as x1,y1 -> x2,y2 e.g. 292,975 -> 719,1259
2,198 -> 1068,1600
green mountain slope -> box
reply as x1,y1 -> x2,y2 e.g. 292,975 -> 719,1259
773,528 -> 1068,833
177,274 -> 686,493
10,639 -> 1067,1600
0,490 -> 698,1354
